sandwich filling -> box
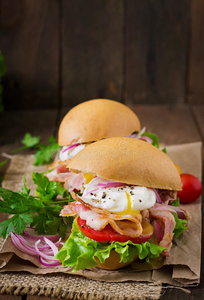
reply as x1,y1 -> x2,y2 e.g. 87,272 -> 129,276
59,176 -> 190,258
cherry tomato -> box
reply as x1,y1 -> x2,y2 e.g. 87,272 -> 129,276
177,173 -> 202,204
77,217 -> 153,243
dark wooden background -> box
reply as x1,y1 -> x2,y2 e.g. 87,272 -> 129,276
0,0 -> 204,110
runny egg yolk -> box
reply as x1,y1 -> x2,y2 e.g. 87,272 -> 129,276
116,191 -> 141,216
83,173 -> 95,184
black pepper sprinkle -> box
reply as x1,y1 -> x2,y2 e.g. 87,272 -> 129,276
130,191 -> 134,195
102,192 -> 106,199
131,187 -> 134,190
121,188 -> 123,190
139,199 -> 142,202
81,225 -> 84,228
90,193 -> 93,195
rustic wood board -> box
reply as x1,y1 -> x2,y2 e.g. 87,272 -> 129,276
124,0 -> 190,105
61,0 -> 123,107
0,0 -> 59,109
0,109 -> 58,181
188,1 -> 204,104
129,105 -> 201,145
192,106 -> 204,140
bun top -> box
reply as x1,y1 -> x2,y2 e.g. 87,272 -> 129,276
67,137 -> 182,191
58,99 -> 141,146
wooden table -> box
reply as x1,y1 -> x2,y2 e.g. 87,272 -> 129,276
0,105 -> 203,300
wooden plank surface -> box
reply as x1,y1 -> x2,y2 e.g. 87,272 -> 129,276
0,109 -> 58,179
188,1 -> 204,104
125,0 -> 190,105
192,106 -> 204,140
130,105 -> 201,145
0,0 -> 59,109
62,0 -> 123,107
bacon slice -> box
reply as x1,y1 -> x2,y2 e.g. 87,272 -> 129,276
158,190 -> 177,204
63,173 -> 84,192
44,162 -> 84,192
61,201 -> 143,238
149,208 -> 176,256
152,203 -> 191,220
45,160 -> 70,182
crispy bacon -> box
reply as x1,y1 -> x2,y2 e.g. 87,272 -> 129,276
152,203 -> 191,220
61,201 -> 143,238
45,160 -> 70,182
149,208 -> 176,256
63,173 -> 84,192
158,190 -> 177,204
44,162 -> 84,192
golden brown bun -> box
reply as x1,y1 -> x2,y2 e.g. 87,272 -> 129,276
58,99 -> 141,146
67,137 -> 181,191
95,250 -> 137,270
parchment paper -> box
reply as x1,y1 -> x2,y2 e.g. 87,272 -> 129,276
0,142 -> 202,286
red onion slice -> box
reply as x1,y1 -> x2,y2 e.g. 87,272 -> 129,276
35,240 -> 59,261
62,143 -> 80,153
11,230 -> 62,267
39,256 -> 61,267
139,136 -> 153,144
11,233 -> 38,255
152,189 -> 162,204
44,237 -> 59,256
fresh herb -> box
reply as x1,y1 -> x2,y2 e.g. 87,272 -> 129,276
12,133 -> 60,165
161,147 -> 167,153
0,52 -> 6,114
0,161 -> 8,167
34,136 -> 60,166
12,133 -> 40,153
56,220 -> 165,272
173,212 -> 188,238
0,173 -> 74,238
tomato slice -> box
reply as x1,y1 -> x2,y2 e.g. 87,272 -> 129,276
77,217 -> 153,243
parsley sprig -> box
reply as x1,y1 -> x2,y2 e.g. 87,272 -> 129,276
0,173 -> 74,238
11,133 -> 59,166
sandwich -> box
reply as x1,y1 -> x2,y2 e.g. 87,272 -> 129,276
56,137 -> 190,271
45,99 -> 141,192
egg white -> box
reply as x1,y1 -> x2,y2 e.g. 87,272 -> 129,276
80,185 -> 156,214
60,144 -> 86,161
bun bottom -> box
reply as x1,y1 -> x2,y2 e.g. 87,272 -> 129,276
95,250 -> 137,270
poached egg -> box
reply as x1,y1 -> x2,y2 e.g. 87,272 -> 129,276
80,177 -> 156,214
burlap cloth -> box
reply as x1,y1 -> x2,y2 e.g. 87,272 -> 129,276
0,142 -> 202,299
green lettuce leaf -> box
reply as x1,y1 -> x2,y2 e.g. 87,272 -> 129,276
142,132 -> 159,148
173,212 -> 188,238
56,220 -> 165,272
170,197 -> 180,207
